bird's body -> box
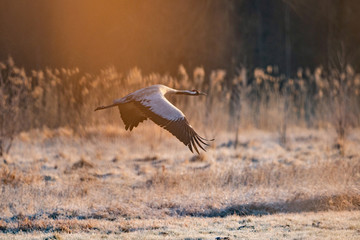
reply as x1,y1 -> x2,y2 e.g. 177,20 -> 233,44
95,84 -> 212,154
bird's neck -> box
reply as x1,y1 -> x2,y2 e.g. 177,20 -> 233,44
174,90 -> 195,96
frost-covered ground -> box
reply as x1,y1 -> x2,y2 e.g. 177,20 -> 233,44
0,126 -> 359,239
1,211 -> 360,239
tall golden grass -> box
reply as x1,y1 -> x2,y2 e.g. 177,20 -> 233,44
1,56 -> 359,154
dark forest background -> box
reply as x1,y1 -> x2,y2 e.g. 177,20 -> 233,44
1,0 -> 359,76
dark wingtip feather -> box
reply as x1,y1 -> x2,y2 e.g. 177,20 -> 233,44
188,142 -> 194,153
198,135 -> 215,142
196,136 -> 210,147
193,136 -> 206,152
191,138 -> 200,154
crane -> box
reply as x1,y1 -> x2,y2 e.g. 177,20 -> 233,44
95,84 -> 213,154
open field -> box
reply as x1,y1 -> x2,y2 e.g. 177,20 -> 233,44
1,126 -> 359,239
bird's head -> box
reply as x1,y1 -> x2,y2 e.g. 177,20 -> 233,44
191,89 -> 207,96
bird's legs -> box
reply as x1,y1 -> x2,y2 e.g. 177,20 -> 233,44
94,103 -> 118,111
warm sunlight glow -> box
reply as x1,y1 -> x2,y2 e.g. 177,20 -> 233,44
0,0 -> 359,238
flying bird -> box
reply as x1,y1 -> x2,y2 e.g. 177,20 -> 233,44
95,84 -> 213,154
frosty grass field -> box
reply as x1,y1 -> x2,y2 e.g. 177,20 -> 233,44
0,125 -> 359,239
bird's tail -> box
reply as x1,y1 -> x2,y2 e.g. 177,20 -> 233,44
94,103 -> 118,111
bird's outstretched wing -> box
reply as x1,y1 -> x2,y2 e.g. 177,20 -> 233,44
133,96 -> 212,154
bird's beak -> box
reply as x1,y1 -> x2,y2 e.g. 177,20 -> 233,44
199,92 -> 207,96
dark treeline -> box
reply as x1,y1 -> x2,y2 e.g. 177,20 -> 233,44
238,0 -> 360,75
0,0 -> 359,76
